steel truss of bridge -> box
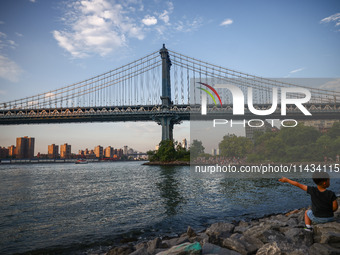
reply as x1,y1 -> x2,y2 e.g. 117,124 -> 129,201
0,103 -> 339,125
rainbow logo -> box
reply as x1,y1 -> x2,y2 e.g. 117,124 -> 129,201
197,82 -> 222,106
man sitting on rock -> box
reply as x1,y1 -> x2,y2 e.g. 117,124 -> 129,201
279,172 -> 338,232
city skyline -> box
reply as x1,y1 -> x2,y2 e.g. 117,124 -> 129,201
0,0 -> 339,152
1,135 -> 179,155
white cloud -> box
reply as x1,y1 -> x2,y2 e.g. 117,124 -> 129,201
29,0 -> 36,3
320,13 -> 340,30
0,32 -> 22,82
0,90 -> 6,95
53,0 -> 145,58
220,18 -> 233,26
289,67 -> 305,74
0,55 -> 23,82
159,10 -> 170,24
175,17 -> 203,33
53,0 -> 203,57
0,32 -> 18,50
142,15 -> 157,26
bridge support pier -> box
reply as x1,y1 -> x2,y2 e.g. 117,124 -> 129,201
158,44 -> 178,141
153,114 -> 181,141
160,117 -> 174,141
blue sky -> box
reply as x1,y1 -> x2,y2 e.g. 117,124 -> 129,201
0,0 -> 339,154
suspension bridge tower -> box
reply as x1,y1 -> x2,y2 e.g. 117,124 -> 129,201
156,44 -> 180,141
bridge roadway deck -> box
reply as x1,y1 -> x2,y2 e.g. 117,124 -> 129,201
0,103 -> 339,125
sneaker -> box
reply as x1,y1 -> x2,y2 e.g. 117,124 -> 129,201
304,227 -> 313,232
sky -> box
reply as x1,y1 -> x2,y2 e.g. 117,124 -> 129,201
0,0 -> 339,154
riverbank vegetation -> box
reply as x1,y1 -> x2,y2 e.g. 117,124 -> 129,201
248,122 -> 340,163
147,140 -> 190,162
193,122 -> 340,163
148,122 -> 340,163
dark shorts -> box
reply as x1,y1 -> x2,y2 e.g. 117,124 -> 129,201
306,209 -> 334,224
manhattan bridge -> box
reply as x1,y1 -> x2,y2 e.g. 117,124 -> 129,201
0,45 -> 339,141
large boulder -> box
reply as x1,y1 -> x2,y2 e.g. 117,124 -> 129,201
222,233 -> 264,255
205,222 -> 235,239
162,235 -> 190,248
255,242 -> 281,255
314,221 -> 340,247
283,227 -> 313,247
107,245 -> 134,255
308,243 -> 340,255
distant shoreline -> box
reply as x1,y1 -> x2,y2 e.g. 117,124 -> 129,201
143,161 -> 340,167
0,159 -> 147,165
143,160 -> 190,166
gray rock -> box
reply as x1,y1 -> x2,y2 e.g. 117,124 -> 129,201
147,237 -> 162,254
205,222 -> 235,239
162,235 -> 190,248
243,223 -> 272,239
234,222 -> 249,234
275,241 -> 309,255
238,221 -> 249,228
130,247 -> 148,255
297,209 -> 306,224
222,233 -> 264,255
258,229 -> 287,244
309,243 -> 340,255
107,246 -> 134,255
187,226 -> 197,238
202,242 -> 242,255
189,232 -> 209,244
314,221 -> 340,247
255,242 -> 281,255
283,227 -> 313,246
135,242 -> 147,251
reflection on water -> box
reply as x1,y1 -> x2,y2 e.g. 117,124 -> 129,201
156,166 -> 184,216
0,162 -> 339,254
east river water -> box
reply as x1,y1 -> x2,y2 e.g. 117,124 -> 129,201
1,162 -> 339,254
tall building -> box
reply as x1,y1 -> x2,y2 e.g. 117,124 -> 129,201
0,147 -> 9,158
48,144 -> 59,159
115,148 -> 123,158
60,143 -> 71,159
8,145 -> 16,158
104,146 -> 114,158
123,146 -> 128,155
182,138 -> 188,149
94,145 -> 103,158
16,136 -> 35,159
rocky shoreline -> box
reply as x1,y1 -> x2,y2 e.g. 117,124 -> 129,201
107,197 -> 340,255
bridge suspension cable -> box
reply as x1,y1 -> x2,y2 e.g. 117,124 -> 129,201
1,51 -> 162,111
168,50 -> 340,106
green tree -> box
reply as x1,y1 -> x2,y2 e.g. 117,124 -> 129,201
219,134 -> 253,158
328,122 -> 340,139
156,140 -> 177,162
278,124 -> 320,147
190,140 -> 205,159
175,142 -> 190,161
316,135 -> 332,158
